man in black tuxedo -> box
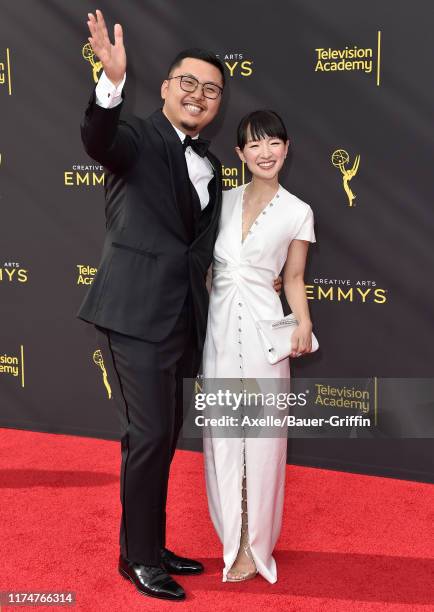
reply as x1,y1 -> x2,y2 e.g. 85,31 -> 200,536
78,10 -> 225,601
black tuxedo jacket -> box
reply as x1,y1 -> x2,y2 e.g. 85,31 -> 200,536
77,92 -> 222,347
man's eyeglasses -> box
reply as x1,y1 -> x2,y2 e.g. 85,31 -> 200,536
167,75 -> 223,100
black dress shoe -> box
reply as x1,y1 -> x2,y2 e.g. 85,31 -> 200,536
160,547 -> 204,575
119,555 -> 185,601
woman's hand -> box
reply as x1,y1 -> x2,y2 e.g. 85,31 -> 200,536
87,10 -> 126,86
290,320 -> 312,357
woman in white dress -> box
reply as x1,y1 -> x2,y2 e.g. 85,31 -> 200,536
202,110 -> 316,583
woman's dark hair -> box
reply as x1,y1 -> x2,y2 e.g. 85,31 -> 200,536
237,110 -> 288,149
168,48 -> 225,87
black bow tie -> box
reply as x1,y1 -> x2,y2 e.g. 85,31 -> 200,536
183,135 -> 210,158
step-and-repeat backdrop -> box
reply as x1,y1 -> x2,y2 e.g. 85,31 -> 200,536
1,1 -> 433,482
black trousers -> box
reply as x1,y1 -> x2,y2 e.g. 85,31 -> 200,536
95,299 -> 200,565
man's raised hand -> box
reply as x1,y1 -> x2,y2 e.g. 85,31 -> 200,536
87,9 -> 126,86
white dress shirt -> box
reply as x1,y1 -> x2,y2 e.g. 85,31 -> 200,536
95,71 -> 214,209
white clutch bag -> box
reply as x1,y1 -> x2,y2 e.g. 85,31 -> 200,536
255,314 -> 319,364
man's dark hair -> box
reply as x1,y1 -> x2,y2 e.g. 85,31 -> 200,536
168,48 -> 225,87
237,110 -> 288,149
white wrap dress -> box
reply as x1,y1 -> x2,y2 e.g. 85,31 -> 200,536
202,183 -> 316,583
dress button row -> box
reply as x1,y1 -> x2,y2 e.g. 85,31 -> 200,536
237,296 -> 244,378
250,200 -> 275,233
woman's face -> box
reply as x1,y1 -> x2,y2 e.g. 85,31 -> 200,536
236,131 -> 289,181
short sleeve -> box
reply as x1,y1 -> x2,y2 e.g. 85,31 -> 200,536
294,205 -> 316,243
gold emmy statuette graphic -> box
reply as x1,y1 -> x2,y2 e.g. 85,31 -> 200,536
93,350 -> 112,399
332,149 -> 360,207
82,43 -> 103,83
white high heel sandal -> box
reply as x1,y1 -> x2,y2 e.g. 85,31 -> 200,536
226,454 -> 258,582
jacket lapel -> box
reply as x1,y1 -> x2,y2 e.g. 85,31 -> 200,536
151,109 -> 195,242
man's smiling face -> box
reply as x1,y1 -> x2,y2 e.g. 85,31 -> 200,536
161,57 -> 223,136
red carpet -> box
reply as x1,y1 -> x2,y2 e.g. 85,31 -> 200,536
0,428 -> 433,611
